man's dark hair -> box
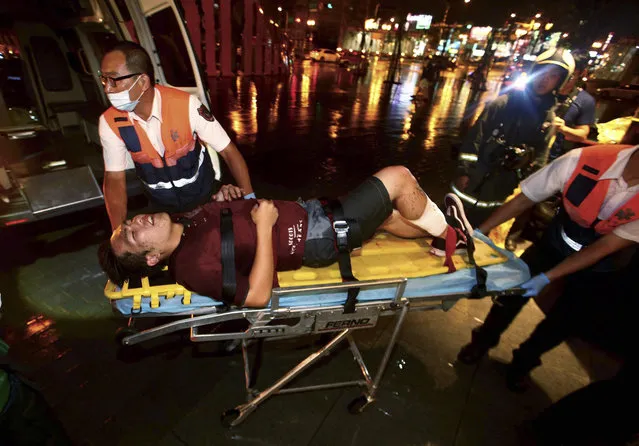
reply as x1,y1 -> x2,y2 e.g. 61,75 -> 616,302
107,41 -> 155,86
97,239 -> 164,286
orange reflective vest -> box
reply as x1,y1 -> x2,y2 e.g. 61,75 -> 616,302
562,144 -> 639,234
102,85 -> 216,212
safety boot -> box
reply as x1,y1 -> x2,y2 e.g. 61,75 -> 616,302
457,327 -> 499,365
506,348 -> 542,393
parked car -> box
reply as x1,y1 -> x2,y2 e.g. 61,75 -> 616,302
429,55 -> 457,71
310,48 -> 340,63
338,50 -> 369,70
596,83 -> 639,102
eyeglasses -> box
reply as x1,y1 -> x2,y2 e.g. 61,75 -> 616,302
99,72 -> 142,88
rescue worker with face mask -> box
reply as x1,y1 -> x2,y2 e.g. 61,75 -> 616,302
98,42 -> 255,230
453,48 -> 576,227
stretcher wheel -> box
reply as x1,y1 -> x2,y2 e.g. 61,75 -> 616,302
220,408 -> 241,428
115,326 -> 139,345
347,395 -> 371,414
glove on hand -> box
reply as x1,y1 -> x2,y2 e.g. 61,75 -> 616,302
520,273 -> 550,297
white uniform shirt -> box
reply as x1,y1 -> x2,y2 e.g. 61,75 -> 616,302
521,145 -> 639,242
99,87 -> 231,172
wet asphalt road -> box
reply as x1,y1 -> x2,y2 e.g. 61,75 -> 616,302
208,58 -> 494,201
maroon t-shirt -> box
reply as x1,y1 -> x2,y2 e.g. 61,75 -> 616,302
168,200 -> 307,305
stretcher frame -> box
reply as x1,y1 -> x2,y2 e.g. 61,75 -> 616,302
114,278 -> 524,427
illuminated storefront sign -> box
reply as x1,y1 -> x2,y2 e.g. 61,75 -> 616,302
365,18 -> 379,30
406,14 -> 432,30
470,26 -> 492,41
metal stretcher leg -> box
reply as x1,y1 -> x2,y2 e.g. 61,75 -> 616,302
221,300 -> 413,426
115,316 -> 139,345
222,329 -> 359,427
241,339 -> 265,400
347,301 -> 410,413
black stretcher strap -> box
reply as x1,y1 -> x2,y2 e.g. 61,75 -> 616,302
220,208 -> 237,304
465,234 -> 487,299
327,199 -> 361,314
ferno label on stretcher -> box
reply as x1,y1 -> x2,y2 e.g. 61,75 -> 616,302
315,307 -> 380,332
277,233 -> 507,287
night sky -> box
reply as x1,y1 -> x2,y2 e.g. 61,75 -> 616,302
378,0 -> 639,40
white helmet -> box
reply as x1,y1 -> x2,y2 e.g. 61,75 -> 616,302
532,48 -> 576,91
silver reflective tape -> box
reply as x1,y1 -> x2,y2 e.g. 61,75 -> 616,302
459,153 -> 478,162
144,148 -> 205,190
450,184 -> 504,209
560,227 -> 583,251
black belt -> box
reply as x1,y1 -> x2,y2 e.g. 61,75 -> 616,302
322,199 -> 362,314
465,234 -> 487,299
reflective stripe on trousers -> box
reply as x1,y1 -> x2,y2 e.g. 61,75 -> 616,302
450,183 -> 504,209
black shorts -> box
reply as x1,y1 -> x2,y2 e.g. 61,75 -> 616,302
339,176 -> 393,241
302,176 -> 392,267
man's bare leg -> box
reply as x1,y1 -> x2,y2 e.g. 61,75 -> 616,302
380,210 -> 428,238
373,166 -> 447,238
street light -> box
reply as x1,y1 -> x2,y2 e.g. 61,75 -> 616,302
535,13 -> 541,18
277,7 -> 288,31
443,0 -> 471,27
510,13 -> 516,18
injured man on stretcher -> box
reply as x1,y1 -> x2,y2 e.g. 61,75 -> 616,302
98,166 -> 473,308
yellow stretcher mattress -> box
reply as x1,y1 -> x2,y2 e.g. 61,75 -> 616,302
277,233 -> 507,287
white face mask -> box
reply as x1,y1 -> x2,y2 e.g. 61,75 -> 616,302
107,75 -> 144,112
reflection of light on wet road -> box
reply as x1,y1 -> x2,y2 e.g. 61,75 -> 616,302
229,77 -> 243,139
300,72 -> 311,108
351,99 -> 362,128
329,110 -> 342,139
228,77 -> 258,144
426,74 -> 457,149
366,64 -> 384,118
250,81 -> 258,136
269,82 -> 282,132
401,102 -> 415,141
25,314 -> 53,336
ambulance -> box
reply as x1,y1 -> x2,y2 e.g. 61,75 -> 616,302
0,0 -> 219,226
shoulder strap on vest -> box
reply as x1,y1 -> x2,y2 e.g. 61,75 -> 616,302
156,84 -> 192,102
563,144 -> 637,231
103,107 -> 131,137
575,144 -> 633,178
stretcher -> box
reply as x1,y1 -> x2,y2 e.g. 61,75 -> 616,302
105,231 -> 529,427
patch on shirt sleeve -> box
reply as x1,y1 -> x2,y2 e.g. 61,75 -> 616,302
197,104 -> 216,122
